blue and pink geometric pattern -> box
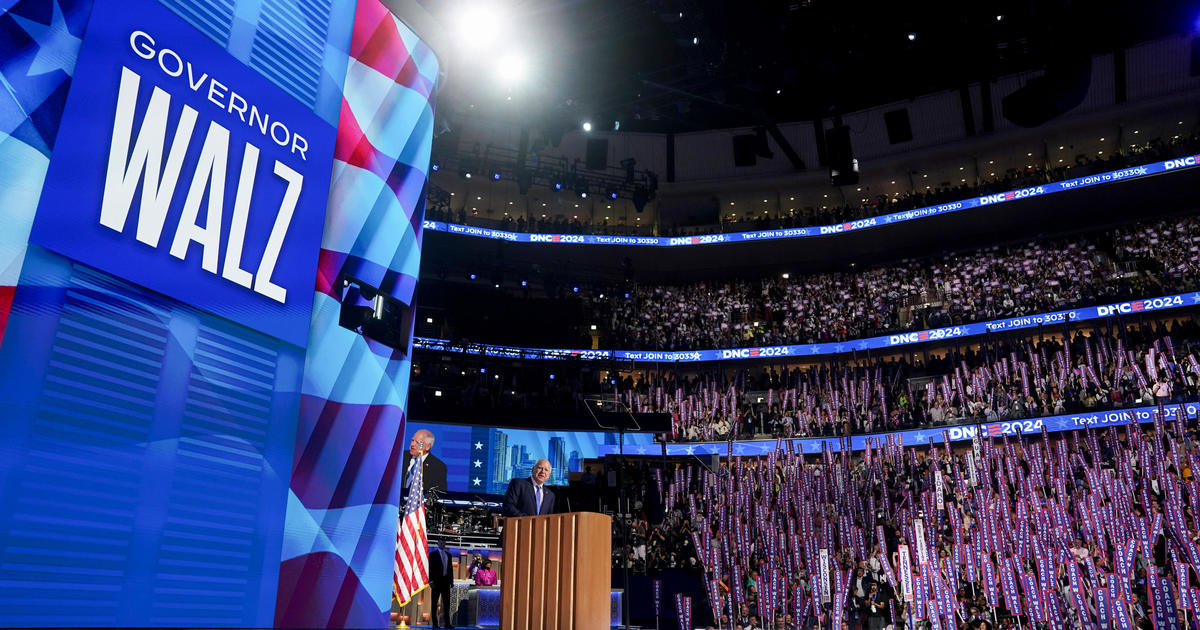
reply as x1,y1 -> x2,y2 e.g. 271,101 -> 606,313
273,0 -> 438,626
0,0 -> 89,348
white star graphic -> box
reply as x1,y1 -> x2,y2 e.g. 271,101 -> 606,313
885,216 -> 894,223
835,344 -> 844,352
857,341 -> 869,349
473,460 -> 483,468
811,346 -> 821,354
636,446 -> 647,454
12,1 -> 81,77
474,441 -> 484,449
472,477 -> 482,486
685,446 -> 695,455
1192,293 -> 1200,304
914,432 -> 928,443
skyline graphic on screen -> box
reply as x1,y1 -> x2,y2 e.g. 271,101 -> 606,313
403,421 -> 657,495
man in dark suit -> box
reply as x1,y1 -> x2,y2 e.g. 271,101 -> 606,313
503,459 -> 556,517
427,538 -> 454,628
402,429 -> 447,496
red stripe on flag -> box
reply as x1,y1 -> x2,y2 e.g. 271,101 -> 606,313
0,285 -> 13,349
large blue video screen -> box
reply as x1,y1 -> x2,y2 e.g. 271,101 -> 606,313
402,421 -> 657,496
28,0 -> 336,347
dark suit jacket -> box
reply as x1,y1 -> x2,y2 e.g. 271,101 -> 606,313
402,452 -> 447,495
427,547 -> 454,587
502,477 -> 555,517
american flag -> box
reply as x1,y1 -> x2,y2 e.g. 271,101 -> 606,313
394,458 -> 429,604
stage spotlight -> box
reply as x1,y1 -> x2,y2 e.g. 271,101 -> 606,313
572,286 -> 579,293
607,190 -> 619,200
582,121 -> 593,132
452,3 -> 510,50
496,52 -> 529,84
907,32 -> 916,41
469,273 -> 477,280
431,161 -> 440,172
492,171 -> 501,181
553,182 -> 563,190
464,172 -> 472,179
580,192 -> 588,198
521,280 -> 528,287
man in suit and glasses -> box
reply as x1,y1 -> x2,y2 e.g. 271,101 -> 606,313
427,538 -> 455,628
402,429 -> 447,496
502,459 -> 556,517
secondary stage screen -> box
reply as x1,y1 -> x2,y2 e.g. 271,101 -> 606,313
402,421 -> 658,495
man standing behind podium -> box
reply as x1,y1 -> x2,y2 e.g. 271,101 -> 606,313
502,459 -> 556,516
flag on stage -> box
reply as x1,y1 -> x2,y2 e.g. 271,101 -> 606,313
394,458 -> 430,604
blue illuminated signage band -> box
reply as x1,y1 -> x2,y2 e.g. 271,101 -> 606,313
424,158 -> 1198,247
413,290 -> 1200,363
610,402 -> 1200,457
29,0 -> 336,347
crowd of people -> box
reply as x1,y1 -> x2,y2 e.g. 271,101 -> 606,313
424,133 -> 1200,238
618,405 -> 1200,630
631,321 -> 1200,442
584,214 -> 1199,350
411,317 -> 1200,445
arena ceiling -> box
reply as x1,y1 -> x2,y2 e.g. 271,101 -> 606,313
421,0 -> 1192,133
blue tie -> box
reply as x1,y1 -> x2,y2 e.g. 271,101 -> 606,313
535,485 -> 542,514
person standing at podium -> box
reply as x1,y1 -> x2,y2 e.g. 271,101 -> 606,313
502,459 -> 556,517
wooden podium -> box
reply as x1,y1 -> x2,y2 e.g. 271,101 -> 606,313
500,512 -> 611,630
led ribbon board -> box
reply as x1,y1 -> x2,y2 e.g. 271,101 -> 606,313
413,291 -> 1200,363
30,0 -> 336,347
423,159 -> 1198,247
595,402 -> 1200,456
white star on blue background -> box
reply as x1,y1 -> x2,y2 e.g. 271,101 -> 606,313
472,477 -> 482,486
1192,293 -> 1200,304
685,446 -> 695,455
474,441 -> 484,449
811,346 -> 821,354
12,1 -> 81,77
473,460 -> 482,468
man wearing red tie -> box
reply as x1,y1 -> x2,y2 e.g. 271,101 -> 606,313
502,459 -> 556,517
